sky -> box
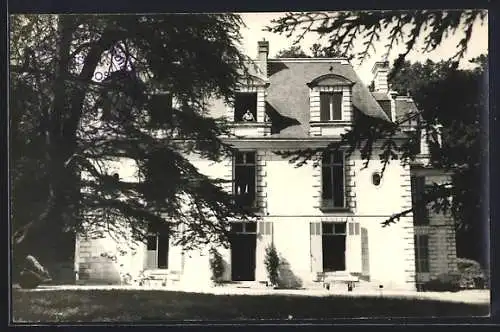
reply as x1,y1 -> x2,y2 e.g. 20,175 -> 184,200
238,12 -> 488,85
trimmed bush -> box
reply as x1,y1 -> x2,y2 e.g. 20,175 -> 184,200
208,248 -> 225,285
264,243 -> 280,287
422,272 -> 461,292
456,258 -> 488,289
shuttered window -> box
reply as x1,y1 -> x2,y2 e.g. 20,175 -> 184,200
415,235 -> 430,273
411,176 -> 429,225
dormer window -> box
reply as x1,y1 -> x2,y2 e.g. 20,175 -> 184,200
320,91 -> 343,121
308,74 -> 354,136
235,92 -> 257,122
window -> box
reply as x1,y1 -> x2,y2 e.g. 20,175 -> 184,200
235,92 -> 257,122
234,151 -> 256,208
146,222 -> 170,269
148,93 -> 173,126
319,222 -> 347,235
372,172 -> 382,186
414,235 -> 430,273
321,151 -> 346,209
320,92 -> 342,121
411,176 -> 429,225
231,222 -> 257,234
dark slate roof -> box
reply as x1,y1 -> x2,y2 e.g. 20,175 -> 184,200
371,91 -> 391,101
394,98 -> 419,123
265,59 -> 390,137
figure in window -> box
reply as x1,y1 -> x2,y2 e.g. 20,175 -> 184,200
242,109 -> 256,122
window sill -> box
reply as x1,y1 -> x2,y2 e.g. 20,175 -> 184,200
233,122 -> 271,127
310,120 -> 352,126
319,207 -> 351,213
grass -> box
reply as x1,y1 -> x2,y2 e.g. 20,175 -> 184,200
12,289 -> 489,322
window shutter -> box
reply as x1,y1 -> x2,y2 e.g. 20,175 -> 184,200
258,222 -> 273,235
332,92 -> 342,120
320,93 -> 330,121
310,222 -> 322,273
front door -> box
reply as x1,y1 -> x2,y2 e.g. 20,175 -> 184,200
322,222 -> 346,272
146,223 -> 170,269
230,222 -> 257,281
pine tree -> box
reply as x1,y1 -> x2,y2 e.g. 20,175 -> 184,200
10,14 -> 253,268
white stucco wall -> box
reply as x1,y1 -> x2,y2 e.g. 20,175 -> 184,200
76,146 -> 417,290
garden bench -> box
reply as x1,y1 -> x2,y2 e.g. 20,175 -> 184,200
323,275 -> 359,292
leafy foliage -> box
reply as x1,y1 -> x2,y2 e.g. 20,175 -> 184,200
456,258 -> 488,289
267,11 -> 487,239
264,243 -> 280,286
266,10 -> 487,71
275,45 -> 309,58
10,14 -> 254,261
275,43 -> 349,59
209,247 -> 225,284
421,272 -> 462,292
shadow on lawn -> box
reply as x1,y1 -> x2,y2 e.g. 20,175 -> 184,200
12,289 -> 490,323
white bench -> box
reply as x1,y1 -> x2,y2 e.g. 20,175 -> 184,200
323,275 -> 359,291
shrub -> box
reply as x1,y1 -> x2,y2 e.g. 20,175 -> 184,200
264,243 -> 280,287
456,258 -> 488,289
18,255 -> 51,289
208,247 -> 225,284
422,272 -> 461,292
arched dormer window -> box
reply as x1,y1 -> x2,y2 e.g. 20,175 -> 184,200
307,74 -> 354,123
308,74 -> 354,136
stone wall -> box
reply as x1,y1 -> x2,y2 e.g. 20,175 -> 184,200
413,172 -> 458,286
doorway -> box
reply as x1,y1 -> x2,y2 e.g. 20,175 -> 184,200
230,222 -> 257,281
321,222 -> 346,272
145,223 -> 170,269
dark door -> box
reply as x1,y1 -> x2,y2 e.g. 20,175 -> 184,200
230,233 -> 256,281
157,228 -> 169,269
322,234 -> 346,271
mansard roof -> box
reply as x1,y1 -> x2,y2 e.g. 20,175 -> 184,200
264,59 -> 390,137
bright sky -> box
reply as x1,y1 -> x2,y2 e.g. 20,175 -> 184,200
238,12 -> 488,85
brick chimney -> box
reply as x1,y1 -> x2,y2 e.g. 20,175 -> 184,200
372,61 -> 389,93
257,39 -> 269,79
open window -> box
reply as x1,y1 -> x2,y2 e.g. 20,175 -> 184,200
234,151 -> 256,208
321,150 -> 346,209
320,92 -> 342,121
235,92 -> 257,122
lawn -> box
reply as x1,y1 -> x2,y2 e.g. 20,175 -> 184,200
12,289 -> 489,322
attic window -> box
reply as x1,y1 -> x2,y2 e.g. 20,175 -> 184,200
320,92 -> 342,121
235,92 -> 257,122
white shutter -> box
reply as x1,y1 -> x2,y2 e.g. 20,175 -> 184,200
168,223 -> 183,272
255,221 -> 273,281
310,222 -> 323,274
145,235 -> 158,269
346,221 -> 362,273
